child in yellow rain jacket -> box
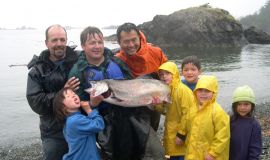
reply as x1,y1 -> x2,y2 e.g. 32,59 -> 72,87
185,75 -> 230,160
156,61 -> 197,160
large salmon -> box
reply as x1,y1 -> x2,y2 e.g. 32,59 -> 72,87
85,79 -> 171,107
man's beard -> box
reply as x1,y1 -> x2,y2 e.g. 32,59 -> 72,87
52,46 -> 66,60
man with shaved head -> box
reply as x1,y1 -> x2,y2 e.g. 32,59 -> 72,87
26,24 -> 79,160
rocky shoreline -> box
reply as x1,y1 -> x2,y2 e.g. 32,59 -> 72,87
1,102 -> 269,160
0,137 -> 42,160
256,101 -> 270,160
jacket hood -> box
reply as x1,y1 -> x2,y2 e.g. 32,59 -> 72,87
232,85 -> 255,104
138,31 -> 147,54
27,49 -> 51,69
115,31 -> 167,78
117,31 -> 147,56
194,75 -> 218,107
158,61 -> 180,89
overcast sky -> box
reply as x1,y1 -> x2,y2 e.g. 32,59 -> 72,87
0,0 -> 268,29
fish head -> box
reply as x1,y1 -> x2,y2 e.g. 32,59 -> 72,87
101,90 -> 112,98
84,81 -> 109,97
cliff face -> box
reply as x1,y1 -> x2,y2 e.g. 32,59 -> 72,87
138,5 -> 248,47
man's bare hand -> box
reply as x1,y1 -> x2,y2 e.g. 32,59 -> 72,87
64,77 -> 80,91
89,89 -> 104,107
151,96 -> 162,105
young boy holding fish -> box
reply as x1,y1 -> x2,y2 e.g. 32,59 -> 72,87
155,61 -> 197,160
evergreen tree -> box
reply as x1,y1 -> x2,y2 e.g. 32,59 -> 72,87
240,0 -> 270,33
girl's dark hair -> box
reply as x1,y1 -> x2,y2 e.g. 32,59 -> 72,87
231,102 -> 255,120
181,55 -> 201,70
53,88 -> 69,123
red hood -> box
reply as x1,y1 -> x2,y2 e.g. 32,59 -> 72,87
116,32 -> 167,77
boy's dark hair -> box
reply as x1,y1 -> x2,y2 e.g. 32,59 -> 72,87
53,88 -> 69,123
231,102 -> 255,120
80,26 -> 103,45
116,22 -> 140,43
181,55 -> 201,70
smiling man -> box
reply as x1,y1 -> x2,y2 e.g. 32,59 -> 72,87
68,26 -> 152,160
116,22 -> 168,78
26,24 -> 80,160
115,22 -> 167,159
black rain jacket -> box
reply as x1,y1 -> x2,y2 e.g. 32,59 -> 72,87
26,46 -> 78,139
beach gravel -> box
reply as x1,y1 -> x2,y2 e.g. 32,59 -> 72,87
1,102 -> 270,160
0,138 -> 42,160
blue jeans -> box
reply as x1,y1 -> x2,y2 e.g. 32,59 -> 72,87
42,137 -> 68,160
169,155 -> 184,160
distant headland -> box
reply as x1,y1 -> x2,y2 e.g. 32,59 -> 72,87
0,26 -> 36,30
102,25 -> 119,29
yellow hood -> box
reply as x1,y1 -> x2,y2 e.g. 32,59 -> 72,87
194,75 -> 218,107
158,61 -> 180,90
158,61 -> 197,155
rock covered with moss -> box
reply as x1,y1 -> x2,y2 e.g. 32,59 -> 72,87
138,5 -> 248,47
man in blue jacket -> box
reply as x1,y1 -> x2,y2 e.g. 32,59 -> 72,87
69,26 -> 157,160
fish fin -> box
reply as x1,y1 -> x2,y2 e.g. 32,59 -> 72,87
110,93 -> 124,102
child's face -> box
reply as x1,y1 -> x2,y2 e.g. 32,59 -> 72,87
196,88 -> 213,105
236,101 -> 252,117
182,63 -> 201,84
158,70 -> 173,85
63,89 -> 81,113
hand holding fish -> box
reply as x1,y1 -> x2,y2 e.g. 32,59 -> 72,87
89,89 -> 104,107
64,77 -> 80,91
146,96 -> 163,110
151,96 -> 163,105
80,101 -> 92,114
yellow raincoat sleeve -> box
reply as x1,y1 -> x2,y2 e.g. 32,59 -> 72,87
175,87 -> 192,137
208,105 -> 230,158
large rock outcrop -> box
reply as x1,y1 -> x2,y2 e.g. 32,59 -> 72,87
244,26 -> 270,44
138,5 -> 247,47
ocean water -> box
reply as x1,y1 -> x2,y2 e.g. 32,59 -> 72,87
0,28 -> 118,146
0,29 -> 269,146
